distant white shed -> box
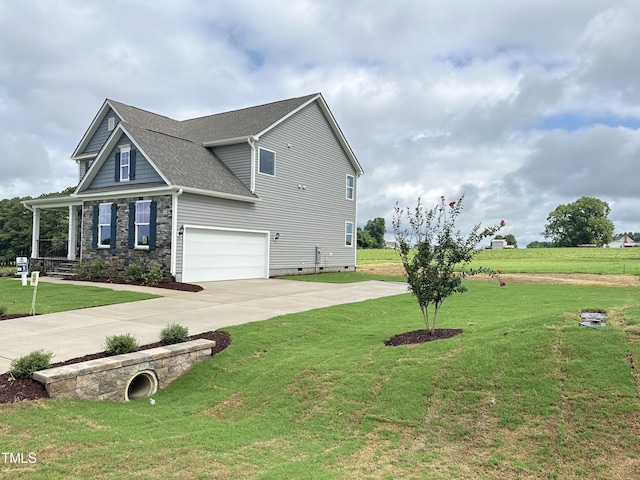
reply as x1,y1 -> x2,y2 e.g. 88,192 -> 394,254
491,239 -> 508,250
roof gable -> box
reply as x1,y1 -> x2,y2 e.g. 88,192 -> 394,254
73,93 -> 362,198
181,94 -> 318,143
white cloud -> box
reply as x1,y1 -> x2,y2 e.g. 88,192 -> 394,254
1,0 -> 639,247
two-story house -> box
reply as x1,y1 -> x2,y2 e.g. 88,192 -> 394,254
23,93 -> 363,282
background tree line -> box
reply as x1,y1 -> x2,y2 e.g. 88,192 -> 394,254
0,187 -> 74,263
357,196 -> 625,251
357,217 -> 386,249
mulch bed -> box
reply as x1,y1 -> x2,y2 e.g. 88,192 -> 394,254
385,328 -> 463,346
0,331 -> 231,404
66,276 -> 204,292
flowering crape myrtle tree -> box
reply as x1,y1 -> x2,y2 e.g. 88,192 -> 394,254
392,195 -> 505,335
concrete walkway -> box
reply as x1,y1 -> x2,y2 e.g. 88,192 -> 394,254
0,278 -> 407,373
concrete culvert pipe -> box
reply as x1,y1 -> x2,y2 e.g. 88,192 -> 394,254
125,370 -> 158,401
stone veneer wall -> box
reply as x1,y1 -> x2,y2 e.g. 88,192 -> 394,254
32,339 -> 215,401
80,194 -> 173,277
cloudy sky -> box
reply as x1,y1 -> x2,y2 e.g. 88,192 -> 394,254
1,0 -> 639,246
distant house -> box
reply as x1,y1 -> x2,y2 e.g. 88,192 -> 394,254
385,241 -> 397,249
607,233 -> 636,248
23,93 -> 364,282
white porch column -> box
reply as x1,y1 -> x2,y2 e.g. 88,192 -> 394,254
31,207 -> 40,259
68,205 -> 78,260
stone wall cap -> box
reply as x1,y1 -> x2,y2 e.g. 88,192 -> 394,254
32,339 -> 216,383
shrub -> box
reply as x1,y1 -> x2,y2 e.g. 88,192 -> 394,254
145,265 -> 164,286
123,263 -> 144,283
10,350 -> 54,378
160,323 -> 189,344
89,259 -> 105,279
72,260 -> 91,280
104,334 -> 139,356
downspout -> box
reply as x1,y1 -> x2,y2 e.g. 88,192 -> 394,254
248,136 -> 257,194
170,188 -> 183,280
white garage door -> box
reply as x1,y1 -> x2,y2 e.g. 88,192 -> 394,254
182,227 -> 269,282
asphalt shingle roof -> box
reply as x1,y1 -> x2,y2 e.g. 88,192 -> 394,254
102,94 -> 321,198
122,123 -> 253,197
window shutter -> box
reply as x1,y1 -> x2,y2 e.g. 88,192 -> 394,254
114,152 -> 121,182
92,205 -> 98,248
130,150 -> 136,180
110,203 -> 117,248
149,201 -> 157,251
128,203 -> 135,249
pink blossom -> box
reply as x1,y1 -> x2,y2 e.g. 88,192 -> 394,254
500,220 -> 506,227
497,269 -> 503,274
449,201 -> 456,207
500,281 -> 506,287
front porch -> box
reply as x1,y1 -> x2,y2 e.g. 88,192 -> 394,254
22,196 -> 83,262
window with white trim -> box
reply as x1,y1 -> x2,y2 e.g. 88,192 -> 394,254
345,221 -> 354,246
135,200 -> 151,248
99,203 -> 112,247
120,145 -> 130,181
259,147 -> 275,176
346,174 -> 355,200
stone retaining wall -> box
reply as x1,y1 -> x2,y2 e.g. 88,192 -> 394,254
32,339 -> 215,401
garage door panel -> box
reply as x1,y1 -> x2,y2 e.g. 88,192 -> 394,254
183,228 -> 268,282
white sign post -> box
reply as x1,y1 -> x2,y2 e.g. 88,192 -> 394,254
30,271 -> 40,316
16,257 -> 28,286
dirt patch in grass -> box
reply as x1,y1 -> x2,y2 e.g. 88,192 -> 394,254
361,263 -> 640,287
0,331 -> 231,404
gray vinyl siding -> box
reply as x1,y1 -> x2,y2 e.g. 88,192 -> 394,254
78,160 -> 94,181
212,143 -> 251,189
175,100 -> 358,275
83,108 -> 120,154
86,133 -> 165,190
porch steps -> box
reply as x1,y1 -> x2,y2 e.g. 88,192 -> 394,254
47,261 -> 78,279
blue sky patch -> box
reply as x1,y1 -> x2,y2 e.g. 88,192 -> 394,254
531,113 -> 640,132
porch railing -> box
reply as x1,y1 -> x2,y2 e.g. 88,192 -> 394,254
37,239 -> 70,260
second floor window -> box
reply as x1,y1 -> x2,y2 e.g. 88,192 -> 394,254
346,175 -> 354,200
259,147 -> 275,176
120,147 -> 130,181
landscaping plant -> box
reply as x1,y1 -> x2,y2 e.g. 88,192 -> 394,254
392,194 -> 505,334
9,349 -> 54,378
104,334 -> 139,356
123,263 -> 144,283
160,323 -> 189,344
145,265 -> 164,286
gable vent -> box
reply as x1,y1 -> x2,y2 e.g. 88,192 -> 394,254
107,117 -> 115,131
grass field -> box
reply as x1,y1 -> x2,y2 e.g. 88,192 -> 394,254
1,281 -> 639,479
0,278 -> 158,315
358,247 -> 640,275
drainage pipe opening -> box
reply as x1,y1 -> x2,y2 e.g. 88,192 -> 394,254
125,370 -> 158,401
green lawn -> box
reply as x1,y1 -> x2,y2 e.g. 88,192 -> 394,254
2,281 -> 639,478
358,247 -> 640,275
0,278 -> 159,316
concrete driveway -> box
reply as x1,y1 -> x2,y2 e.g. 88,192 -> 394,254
0,278 -> 407,373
